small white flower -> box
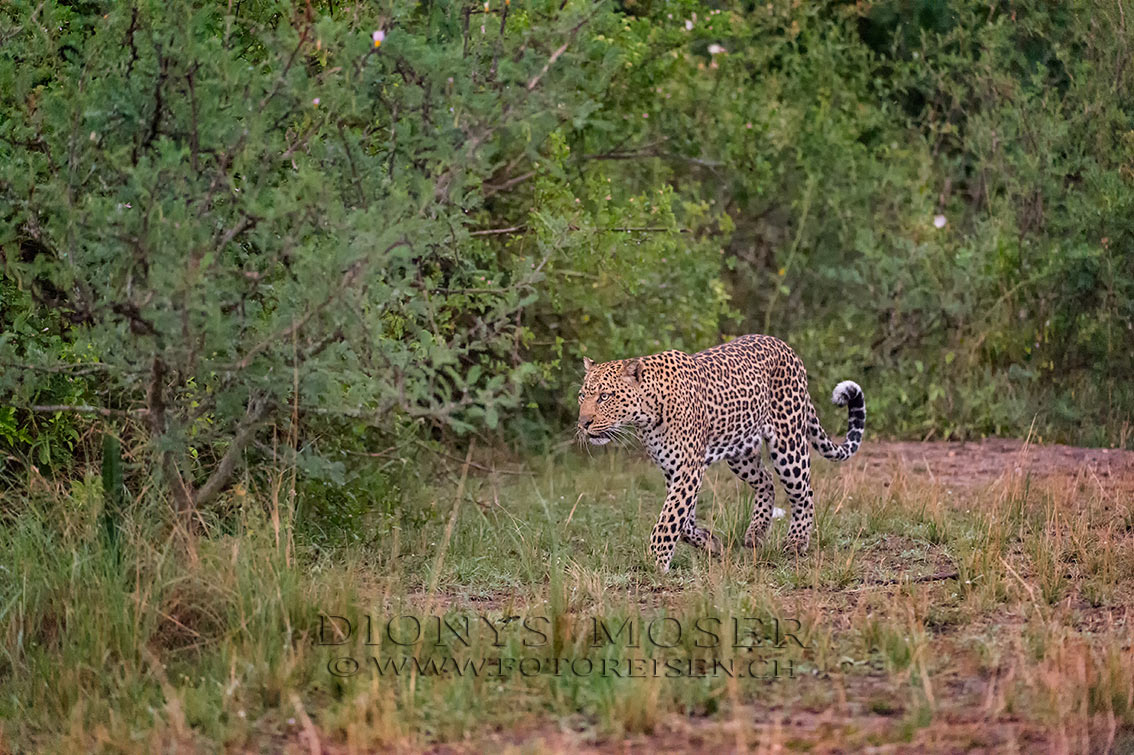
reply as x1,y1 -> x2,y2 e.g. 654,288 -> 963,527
933,214 -> 947,229
684,19 -> 693,30
707,43 -> 726,55
312,97 -> 320,106
372,30 -> 386,47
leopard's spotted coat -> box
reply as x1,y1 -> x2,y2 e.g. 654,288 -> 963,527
577,334 -> 865,572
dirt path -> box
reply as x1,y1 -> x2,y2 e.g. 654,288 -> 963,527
389,439 -> 1134,754
857,438 -> 1134,493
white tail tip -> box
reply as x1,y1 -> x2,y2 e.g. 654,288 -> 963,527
772,507 -> 786,519
832,380 -> 861,406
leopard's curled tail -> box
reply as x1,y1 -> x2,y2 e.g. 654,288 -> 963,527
806,380 -> 865,462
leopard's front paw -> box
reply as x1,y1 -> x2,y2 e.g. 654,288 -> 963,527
742,528 -> 765,550
703,532 -> 723,556
783,534 -> 811,556
650,543 -> 675,573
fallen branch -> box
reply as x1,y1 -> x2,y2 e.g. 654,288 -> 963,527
868,570 -> 959,586
846,570 -> 960,592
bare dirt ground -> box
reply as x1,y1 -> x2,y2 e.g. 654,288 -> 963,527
858,438 -> 1134,493
413,439 -> 1134,755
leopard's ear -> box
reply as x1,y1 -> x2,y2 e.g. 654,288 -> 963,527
621,358 -> 642,384
583,356 -> 595,373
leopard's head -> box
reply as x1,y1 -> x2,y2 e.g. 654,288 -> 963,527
576,356 -> 647,445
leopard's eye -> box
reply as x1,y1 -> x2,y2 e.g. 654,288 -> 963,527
599,392 -> 611,402
577,393 -> 584,404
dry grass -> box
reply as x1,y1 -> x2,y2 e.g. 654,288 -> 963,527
1,440 -> 1132,753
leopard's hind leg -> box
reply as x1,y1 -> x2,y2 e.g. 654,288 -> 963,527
768,431 -> 815,555
728,444 -> 776,549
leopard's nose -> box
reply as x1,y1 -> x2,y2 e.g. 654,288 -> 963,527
579,417 -> 594,430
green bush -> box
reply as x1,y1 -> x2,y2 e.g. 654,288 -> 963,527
552,0 -> 1134,444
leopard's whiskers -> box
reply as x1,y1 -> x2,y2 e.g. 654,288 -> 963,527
611,426 -> 640,451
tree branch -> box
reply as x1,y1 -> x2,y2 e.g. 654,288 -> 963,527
194,396 -> 270,507
29,404 -> 147,417
226,242 -> 408,373
147,357 -> 196,514
414,439 -> 531,476
584,148 -> 723,168
469,225 -> 526,236
483,170 -> 536,198
525,10 -> 595,92
467,224 -> 686,236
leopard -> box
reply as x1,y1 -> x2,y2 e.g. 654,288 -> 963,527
575,334 -> 865,572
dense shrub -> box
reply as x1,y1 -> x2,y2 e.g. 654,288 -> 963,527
0,0 -> 728,511
1,0 -> 1130,523
549,0 -> 1134,444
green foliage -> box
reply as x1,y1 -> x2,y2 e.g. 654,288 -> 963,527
1,0 -> 1131,526
1,0 -> 570,504
0,276 -> 87,471
558,0 -> 1134,443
